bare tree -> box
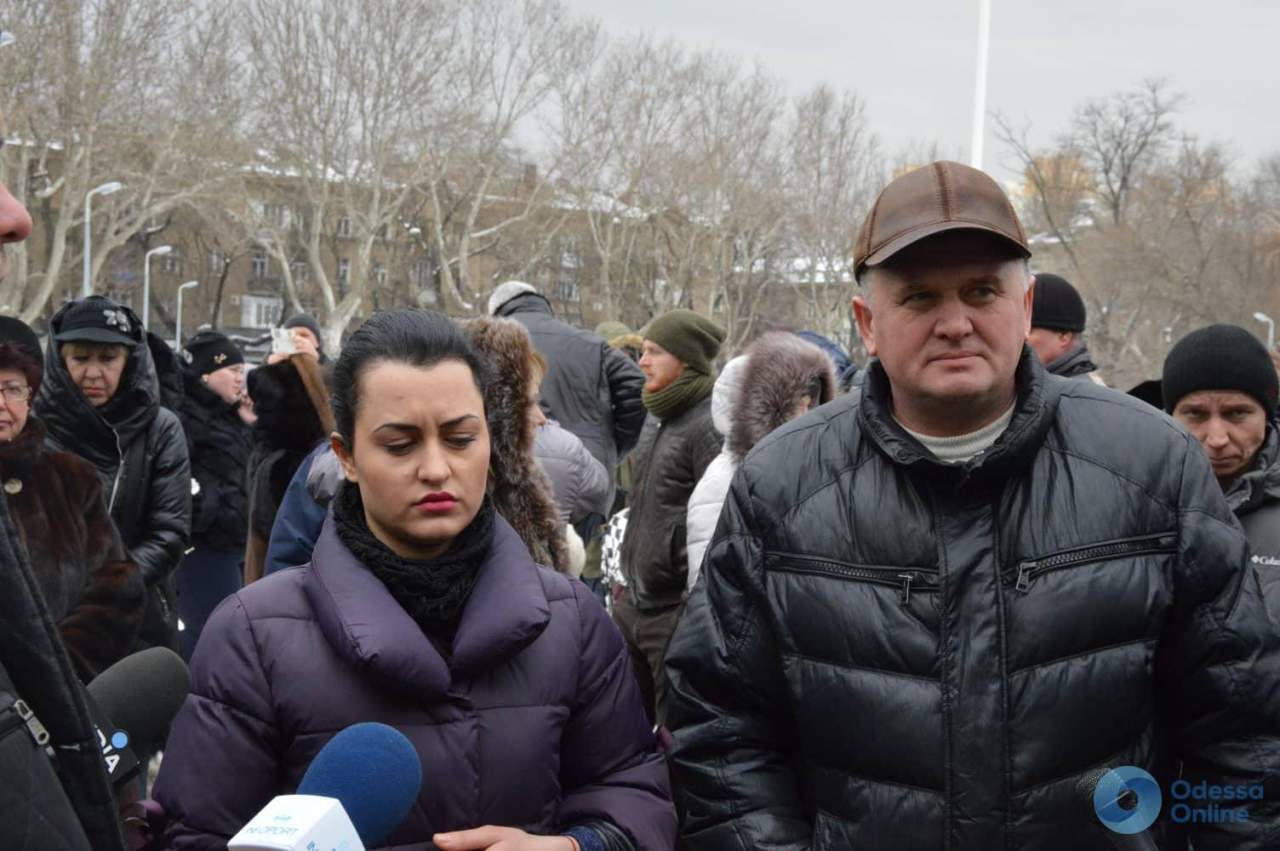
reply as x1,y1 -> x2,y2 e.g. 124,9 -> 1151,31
0,0 -> 244,323
238,0 -> 458,344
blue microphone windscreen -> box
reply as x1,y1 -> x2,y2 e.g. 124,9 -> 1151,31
298,722 -> 423,845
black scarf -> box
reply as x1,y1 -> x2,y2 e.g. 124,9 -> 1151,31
332,482 -> 495,640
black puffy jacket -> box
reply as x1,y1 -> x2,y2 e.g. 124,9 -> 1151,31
177,368 -> 251,553
37,302 -> 191,652
495,294 -> 647,489
666,351 -> 1280,850
1227,424 -> 1280,616
620,400 -> 722,610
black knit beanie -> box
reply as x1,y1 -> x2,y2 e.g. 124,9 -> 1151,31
1162,324 -> 1279,414
642,310 -> 726,375
1031,273 -> 1086,333
182,330 -> 244,377
284,313 -> 324,354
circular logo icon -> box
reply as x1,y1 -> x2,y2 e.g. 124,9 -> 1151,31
1094,766 -> 1162,834
110,730 -> 129,751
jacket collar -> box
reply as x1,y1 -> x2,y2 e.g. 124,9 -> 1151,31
1225,424 -> 1280,516
494,291 -> 553,319
305,511 -> 550,698
859,346 -> 1061,485
1046,341 -> 1098,378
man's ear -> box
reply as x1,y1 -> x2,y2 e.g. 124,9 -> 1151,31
852,293 -> 877,357
1023,275 -> 1036,337
331,433 -> 358,483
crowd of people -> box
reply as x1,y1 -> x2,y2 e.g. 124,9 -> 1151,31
2,84 -> 1280,850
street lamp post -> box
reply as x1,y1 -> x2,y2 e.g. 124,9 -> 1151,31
142,245 -> 173,331
969,0 -> 993,169
1254,311 -> 1275,350
82,181 -> 124,297
175,280 -> 199,350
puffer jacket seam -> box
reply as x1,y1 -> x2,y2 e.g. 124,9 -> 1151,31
1042,445 -> 1179,514
1008,635 -> 1158,678
777,457 -> 876,525
807,767 -> 946,797
238,601 -> 279,725
779,651 -> 940,685
992,494 -> 1014,851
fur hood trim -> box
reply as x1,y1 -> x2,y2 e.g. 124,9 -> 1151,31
727,332 -> 836,462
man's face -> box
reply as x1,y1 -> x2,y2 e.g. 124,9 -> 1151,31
0,109 -> 35,285
1027,327 -> 1077,366
852,232 -> 1033,431
639,340 -> 685,393
1171,390 -> 1269,486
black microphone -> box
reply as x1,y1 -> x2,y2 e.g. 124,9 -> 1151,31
85,648 -> 191,789
1077,766 -> 1160,851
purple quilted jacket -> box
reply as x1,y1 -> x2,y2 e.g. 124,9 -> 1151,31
153,514 -> 675,849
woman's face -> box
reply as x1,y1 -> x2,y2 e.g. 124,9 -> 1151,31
334,358 -> 490,561
204,363 -> 246,405
62,343 -> 127,407
0,367 -> 31,442
526,373 -> 547,436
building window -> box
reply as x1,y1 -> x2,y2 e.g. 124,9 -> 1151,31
208,250 -> 227,274
554,278 -> 580,304
251,250 -> 268,278
336,217 -> 352,238
337,259 -> 350,286
241,294 -> 282,329
290,260 -> 309,282
263,203 -> 289,228
161,251 -> 182,274
373,263 -> 386,287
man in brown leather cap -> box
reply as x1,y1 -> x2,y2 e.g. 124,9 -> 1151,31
665,162 -> 1280,850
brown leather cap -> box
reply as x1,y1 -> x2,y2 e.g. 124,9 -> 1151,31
854,161 -> 1030,276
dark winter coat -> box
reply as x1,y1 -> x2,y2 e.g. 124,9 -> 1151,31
36,302 -> 191,652
666,350 -> 1280,850
1226,424 -> 1280,614
243,354 -> 332,583
619,399 -> 722,610
494,293 -> 647,490
153,514 -> 676,850
0,418 -> 144,681
466,317 -> 571,573
263,443 -> 329,576
1045,339 -> 1099,379
0,488 -> 129,851
177,368 -> 251,553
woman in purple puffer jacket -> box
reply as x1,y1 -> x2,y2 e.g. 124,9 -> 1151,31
153,310 -> 675,851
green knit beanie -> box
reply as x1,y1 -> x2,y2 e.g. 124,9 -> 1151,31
642,309 -> 726,375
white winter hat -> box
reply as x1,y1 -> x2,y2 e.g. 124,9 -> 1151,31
487,281 -> 538,315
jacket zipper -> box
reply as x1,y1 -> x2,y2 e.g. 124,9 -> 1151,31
768,552 -> 939,605
107,428 -> 125,514
1014,533 -> 1177,593
0,699 -> 50,747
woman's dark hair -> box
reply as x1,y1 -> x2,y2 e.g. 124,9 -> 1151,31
0,342 -> 43,397
332,310 -> 490,446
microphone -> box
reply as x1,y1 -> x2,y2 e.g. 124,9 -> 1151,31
1077,766 -> 1160,851
84,647 -> 191,789
230,722 -> 423,851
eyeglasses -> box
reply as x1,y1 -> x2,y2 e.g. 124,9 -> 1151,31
0,384 -> 31,403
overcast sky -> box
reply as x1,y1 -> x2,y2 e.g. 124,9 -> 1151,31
564,0 -> 1279,180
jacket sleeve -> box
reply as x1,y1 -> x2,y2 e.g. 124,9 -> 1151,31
604,345 -> 646,459
684,456 -> 730,591
557,582 -> 677,851
130,411 -> 192,585
264,449 -> 328,576
1158,434 -> 1280,850
153,596 -> 282,848
568,428 -> 613,524
58,458 -> 145,680
665,468 -> 812,851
